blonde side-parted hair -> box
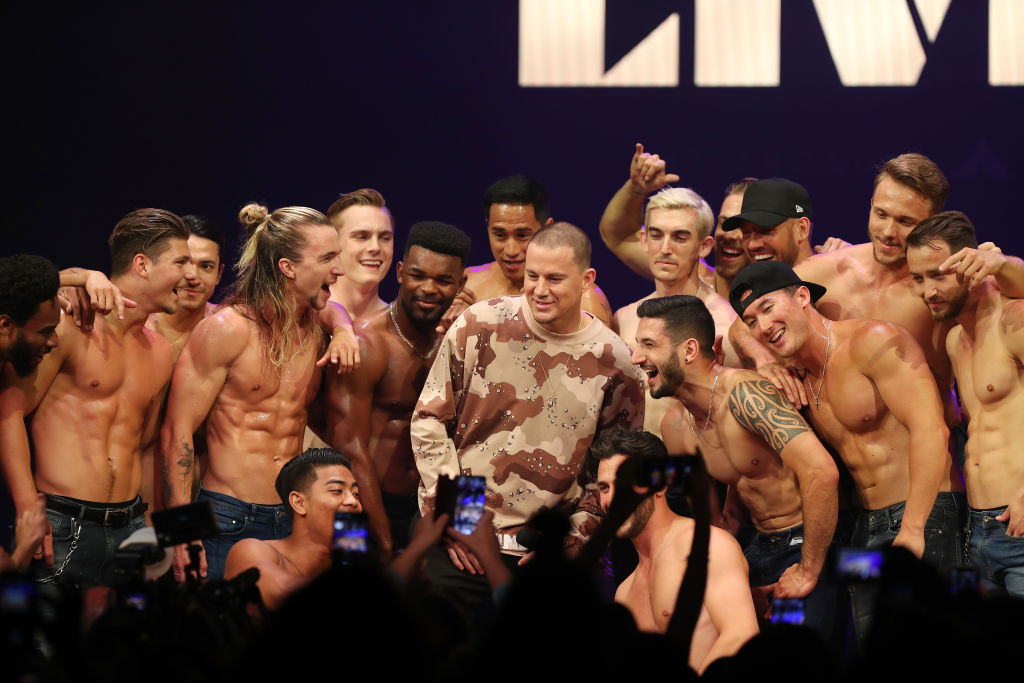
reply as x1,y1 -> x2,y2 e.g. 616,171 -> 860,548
644,187 -> 714,241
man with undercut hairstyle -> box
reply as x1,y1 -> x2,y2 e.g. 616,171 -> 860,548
612,186 -> 739,444
438,175 -> 613,330
224,447 -> 362,611
631,295 -> 841,640
732,260 -> 964,646
906,212 -> 1024,598
589,429 -> 759,674
0,209 -> 194,587
412,221 -> 645,619
318,221 -> 470,553
326,188 -> 395,320
161,203 -> 358,583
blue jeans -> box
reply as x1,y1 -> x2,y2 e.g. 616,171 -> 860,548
848,491 -> 966,646
744,525 -> 847,650
34,495 -> 146,588
197,488 -> 291,581
966,505 -> 1024,599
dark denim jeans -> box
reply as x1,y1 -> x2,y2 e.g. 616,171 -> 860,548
744,525 -> 848,651
197,488 -> 291,581
848,491 -> 966,647
967,505 -> 1024,599
34,495 -> 146,588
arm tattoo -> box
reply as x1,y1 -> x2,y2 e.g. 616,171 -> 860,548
727,379 -> 811,455
177,438 -> 194,482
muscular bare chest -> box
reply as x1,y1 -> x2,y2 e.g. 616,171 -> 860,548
952,325 -> 1023,413
374,338 -> 431,415
808,356 -> 887,443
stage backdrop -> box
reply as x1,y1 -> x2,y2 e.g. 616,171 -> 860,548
1,0 -> 1022,534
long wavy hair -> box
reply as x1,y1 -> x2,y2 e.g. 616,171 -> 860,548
229,203 -> 329,370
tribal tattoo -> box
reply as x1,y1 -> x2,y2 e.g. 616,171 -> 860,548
727,379 -> 811,454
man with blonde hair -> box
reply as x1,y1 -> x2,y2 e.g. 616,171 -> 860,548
161,203 -> 356,581
612,186 -> 739,441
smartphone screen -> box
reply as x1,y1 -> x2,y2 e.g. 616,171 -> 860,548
834,547 -> 883,581
452,475 -> 487,535
771,597 -> 805,625
332,512 -> 369,555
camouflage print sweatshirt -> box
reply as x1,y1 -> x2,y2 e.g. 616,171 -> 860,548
411,295 -> 646,554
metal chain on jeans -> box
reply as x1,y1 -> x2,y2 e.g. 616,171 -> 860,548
36,518 -> 81,583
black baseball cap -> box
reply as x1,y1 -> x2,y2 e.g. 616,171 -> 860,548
722,178 -> 813,231
729,261 -> 827,317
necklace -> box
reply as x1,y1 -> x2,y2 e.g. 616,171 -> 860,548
688,364 -> 723,439
389,302 -> 439,361
807,319 -> 831,409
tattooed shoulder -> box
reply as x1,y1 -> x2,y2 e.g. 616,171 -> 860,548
727,379 -> 810,454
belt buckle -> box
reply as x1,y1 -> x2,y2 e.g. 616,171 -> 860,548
103,507 -> 130,526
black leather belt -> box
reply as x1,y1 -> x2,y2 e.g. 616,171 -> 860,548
45,495 -> 148,527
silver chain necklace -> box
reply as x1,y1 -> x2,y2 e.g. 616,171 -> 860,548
688,363 -> 723,438
807,319 -> 832,409
389,302 -> 439,361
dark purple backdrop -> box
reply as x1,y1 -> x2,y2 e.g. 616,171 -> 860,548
2,1 -> 1022,539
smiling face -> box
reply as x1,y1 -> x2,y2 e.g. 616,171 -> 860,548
334,204 -> 394,287
147,237 -> 195,315
906,242 -> 970,321
739,287 -> 812,360
869,175 -> 935,267
297,464 -> 362,542
641,207 -> 712,287
523,243 -> 595,334
285,223 -> 344,311
177,235 -> 223,312
713,191 -> 749,278
396,245 -> 465,330
597,454 -> 655,539
1,297 -> 60,377
488,203 -> 543,283
740,218 -> 806,266
631,317 -> 687,399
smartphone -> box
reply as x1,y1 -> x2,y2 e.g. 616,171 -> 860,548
771,597 -> 805,625
452,475 -> 487,535
151,501 -> 218,547
332,512 -> 369,556
833,547 -> 884,581
636,455 -> 698,489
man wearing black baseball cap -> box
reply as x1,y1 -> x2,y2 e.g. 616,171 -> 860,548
731,260 -> 965,649
723,179 -> 814,267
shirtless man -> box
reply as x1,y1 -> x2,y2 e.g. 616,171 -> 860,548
612,187 -> 739,441
326,188 -> 395,320
732,261 -> 964,644
590,429 -> 758,674
906,212 -> 1024,597
0,255 -> 61,379
632,295 -> 840,634
441,175 -> 612,329
161,203 -> 356,582
320,221 -> 470,552
0,209 -> 193,586
224,447 -> 362,610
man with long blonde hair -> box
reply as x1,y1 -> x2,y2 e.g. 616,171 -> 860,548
161,203 -> 357,581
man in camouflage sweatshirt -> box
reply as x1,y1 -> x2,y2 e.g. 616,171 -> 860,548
411,222 -> 645,616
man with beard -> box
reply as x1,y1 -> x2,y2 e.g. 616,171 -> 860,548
0,255 -> 61,379
0,210 -> 194,586
733,261 -> 964,645
319,221 -> 471,553
631,295 -> 841,639
161,203 -> 356,582
906,212 -> 1024,597
412,222 -> 644,619
591,429 -> 758,674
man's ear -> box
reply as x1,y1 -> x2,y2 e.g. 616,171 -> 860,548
544,217 -> 554,226
698,235 -> 714,259
395,261 -> 405,285
214,263 -> 225,287
458,271 -> 468,292
0,314 -> 14,337
682,337 -> 702,364
132,253 -> 150,278
288,491 -> 306,517
278,257 -> 297,280
640,228 -> 649,250
582,267 -> 597,291
794,217 -> 811,243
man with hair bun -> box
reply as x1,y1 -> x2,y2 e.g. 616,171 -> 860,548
0,210 -> 194,587
161,203 -> 358,582
411,221 -> 644,619
317,221 -> 471,554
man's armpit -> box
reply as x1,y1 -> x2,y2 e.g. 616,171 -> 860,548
726,379 -> 811,454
